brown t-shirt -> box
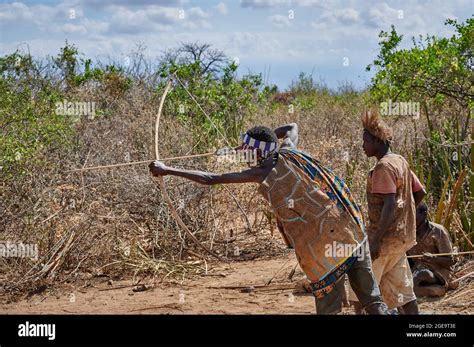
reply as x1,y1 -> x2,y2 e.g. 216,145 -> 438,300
407,222 -> 453,285
366,153 -> 418,254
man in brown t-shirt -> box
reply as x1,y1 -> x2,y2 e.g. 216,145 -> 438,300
350,110 -> 426,314
408,203 -> 456,297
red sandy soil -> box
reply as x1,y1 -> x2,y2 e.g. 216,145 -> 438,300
1,255 -> 472,315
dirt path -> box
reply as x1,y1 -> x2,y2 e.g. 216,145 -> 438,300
1,255 -> 472,314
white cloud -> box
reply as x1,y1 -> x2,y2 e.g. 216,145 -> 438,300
105,5 -> 211,34
106,5 -> 177,34
60,23 -> 88,35
0,2 -> 33,22
240,0 -> 289,9
0,1 -> 211,37
269,14 -> 291,27
182,7 -> 211,29
241,0 -> 332,9
293,0 -> 334,8
0,0 -> 470,90
364,2 -> 401,28
334,8 -> 360,25
216,2 -> 228,15
0,1 -> 84,25
309,7 -> 364,42
82,0 -> 185,8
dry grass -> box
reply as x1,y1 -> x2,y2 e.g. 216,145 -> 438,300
1,80 -> 470,299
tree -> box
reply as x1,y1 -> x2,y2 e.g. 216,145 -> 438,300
367,18 -> 473,240
367,18 -> 473,127
161,42 -> 229,78
157,42 -> 264,149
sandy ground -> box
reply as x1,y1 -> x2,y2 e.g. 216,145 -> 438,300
0,254 -> 472,314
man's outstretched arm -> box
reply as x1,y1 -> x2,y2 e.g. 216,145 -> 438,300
149,161 -> 266,185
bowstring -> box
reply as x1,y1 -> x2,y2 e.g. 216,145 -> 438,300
171,73 -> 232,148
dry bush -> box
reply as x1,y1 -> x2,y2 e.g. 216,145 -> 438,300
1,77 -> 469,298
0,81 -> 287,297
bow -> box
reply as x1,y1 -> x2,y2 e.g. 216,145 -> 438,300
153,78 -> 223,260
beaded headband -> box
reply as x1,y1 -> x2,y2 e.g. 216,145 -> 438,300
240,133 -> 278,156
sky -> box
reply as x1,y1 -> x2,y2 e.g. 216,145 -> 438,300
0,0 -> 472,90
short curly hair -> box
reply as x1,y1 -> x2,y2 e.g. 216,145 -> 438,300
245,125 -> 278,143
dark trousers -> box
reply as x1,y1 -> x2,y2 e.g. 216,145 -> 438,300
315,241 -> 386,314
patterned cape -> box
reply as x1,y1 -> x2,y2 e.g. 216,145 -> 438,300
280,148 -> 365,232
259,148 -> 366,297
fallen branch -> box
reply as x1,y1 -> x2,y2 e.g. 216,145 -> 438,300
98,284 -> 137,292
266,258 -> 292,285
451,271 -> 474,283
39,208 -> 63,224
441,288 -> 474,303
206,283 -> 295,291
129,304 -> 184,313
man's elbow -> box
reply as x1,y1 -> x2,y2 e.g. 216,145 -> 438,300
414,189 -> 426,206
383,194 -> 397,208
289,123 -> 298,136
289,122 -> 298,130
288,123 -> 298,145
199,174 -> 219,185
